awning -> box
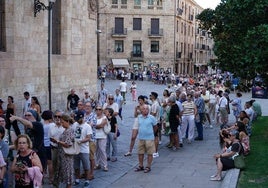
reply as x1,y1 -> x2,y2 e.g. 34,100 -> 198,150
112,59 -> 129,67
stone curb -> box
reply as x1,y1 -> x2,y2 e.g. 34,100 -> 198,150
221,168 -> 240,188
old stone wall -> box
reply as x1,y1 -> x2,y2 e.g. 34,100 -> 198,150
0,0 -> 97,115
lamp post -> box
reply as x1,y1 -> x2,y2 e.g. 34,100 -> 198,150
34,0 -> 56,110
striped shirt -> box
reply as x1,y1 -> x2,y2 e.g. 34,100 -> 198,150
182,101 -> 195,115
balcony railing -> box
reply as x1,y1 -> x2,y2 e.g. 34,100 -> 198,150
111,28 -> 127,37
130,51 -> 144,61
148,28 -> 163,37
176,52 -> 182,59
177,8 -> 183,16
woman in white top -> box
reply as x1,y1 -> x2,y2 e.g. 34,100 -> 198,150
94,106 -> 109,172
209,89 -> 217,123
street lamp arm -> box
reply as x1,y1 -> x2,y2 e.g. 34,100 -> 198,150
34,0 -> 55,17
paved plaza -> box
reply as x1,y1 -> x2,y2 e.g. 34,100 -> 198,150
40,79 -> 267,188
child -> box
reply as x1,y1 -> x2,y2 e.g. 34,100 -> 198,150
105,108 -> 118,162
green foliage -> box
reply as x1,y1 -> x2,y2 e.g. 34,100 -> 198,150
237,116 -> 268,188
197,0 -> 268,82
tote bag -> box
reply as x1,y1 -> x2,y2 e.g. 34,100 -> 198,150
63,140 -> 80,155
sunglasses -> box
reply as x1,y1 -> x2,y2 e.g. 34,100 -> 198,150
108,98 -> 114,100
25,114 -> 32,117
54,115 -> 62,119
96,108 -> 102,111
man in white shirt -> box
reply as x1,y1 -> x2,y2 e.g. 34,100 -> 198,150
103,94 -> 119,117
73,110 -> 92,187
119,78 -> 128,102
23,91 -> 31,115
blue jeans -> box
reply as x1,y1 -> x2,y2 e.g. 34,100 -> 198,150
195,113 -> 204,139
106,132 -> 117,159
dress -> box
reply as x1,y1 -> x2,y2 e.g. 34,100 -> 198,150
58,127 -> 75,185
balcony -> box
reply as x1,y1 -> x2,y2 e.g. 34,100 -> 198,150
188,15 -> 194,21
111,28 -> 127,37
148,28 -> 163,38
130,51 -> 144,62
176,52 -> 182,59
188,52 -> 193,59
177,8 -> 183,16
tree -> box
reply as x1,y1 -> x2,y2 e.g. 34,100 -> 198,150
197,0 -> 268,82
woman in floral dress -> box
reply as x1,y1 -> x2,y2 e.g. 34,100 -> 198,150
51,114 -> 75,188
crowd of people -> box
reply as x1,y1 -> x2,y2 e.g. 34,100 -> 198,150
0,71 -> 263,187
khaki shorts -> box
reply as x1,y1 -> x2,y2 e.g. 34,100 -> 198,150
89,141 -> 96,160
219,107 -> 228,119
138,140 -> 155,155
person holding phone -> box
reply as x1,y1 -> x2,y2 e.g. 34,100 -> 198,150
11,134 -> 43,188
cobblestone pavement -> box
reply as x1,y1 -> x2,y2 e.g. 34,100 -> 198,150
9,79 -> 267,188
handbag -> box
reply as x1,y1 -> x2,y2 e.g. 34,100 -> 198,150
63,140 -> 80,155
234,155 -> 246,169
103,122 -> 111,134
117,129 -> 120,137
233,143 -> 246,169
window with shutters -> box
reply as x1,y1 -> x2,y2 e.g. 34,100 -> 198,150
133,18 -> 142,30
52,0 -> 61,54
151,18 -> 159,35
115,17 -> 124,34
151,41 -> 159,53
0,0 -> 6,52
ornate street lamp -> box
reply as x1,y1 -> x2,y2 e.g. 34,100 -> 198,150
34,0 -> 56,110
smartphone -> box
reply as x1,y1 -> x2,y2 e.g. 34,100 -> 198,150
16,161 -> 24,168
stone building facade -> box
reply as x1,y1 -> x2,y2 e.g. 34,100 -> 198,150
0,0 -> 98,115
97,0 -> 215,75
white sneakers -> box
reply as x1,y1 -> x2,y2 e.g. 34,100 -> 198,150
153,152 -> 159,158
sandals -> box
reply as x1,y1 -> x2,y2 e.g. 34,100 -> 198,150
124,152 -> 132,157
134,166 -> 144,172
144,167 -> 151,173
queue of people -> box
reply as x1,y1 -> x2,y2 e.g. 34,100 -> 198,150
0,73 -> 263,187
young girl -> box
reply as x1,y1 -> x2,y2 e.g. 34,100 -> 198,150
105,108 -> 118,162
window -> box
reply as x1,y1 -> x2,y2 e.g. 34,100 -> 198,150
156,0 -> 162,6
134,0 -> 141,5
112,0 -> 118,4
151,18 -> 159,35
148,0 -> 154,5
133,41 -> 142,56
0,0 -> 6,52
133,18 -> 142,30
115,40 -> 124,52
151,41 -> 159,53
121,0 -> 127,4
181,23 -> 183,34
115,17 -> 124,34
52,0 -> 61,54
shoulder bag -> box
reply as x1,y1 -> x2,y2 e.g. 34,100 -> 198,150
103,120 -> 111,134
234,143 -> 246,170
63,140 -> 80,155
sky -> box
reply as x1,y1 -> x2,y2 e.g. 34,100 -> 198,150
194,0 -> 221,9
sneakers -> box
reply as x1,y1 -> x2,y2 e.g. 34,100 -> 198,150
84,181 -> 90,187
153,152 -> 159,158
103,166 -> 108,172
124,152 -> 132,157
159,141 -> 162,145
209,125 -> 213,129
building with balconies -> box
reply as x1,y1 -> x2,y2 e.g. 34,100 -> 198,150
97,0 -> 215,75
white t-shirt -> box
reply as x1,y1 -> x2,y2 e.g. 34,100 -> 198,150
219,96 -> 228,108
151,100 -> 160,123
95,116 -> 107,139
120,82 -> 127,92
103,102 -> 119,114
73,122 -> 92,153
